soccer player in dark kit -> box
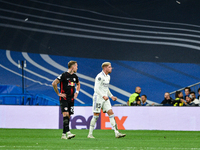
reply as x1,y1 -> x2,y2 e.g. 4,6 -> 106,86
52,61 -> 80,139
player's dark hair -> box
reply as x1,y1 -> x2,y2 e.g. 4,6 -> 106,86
175,91 -> 181,98
142,94 -> 147,98
198,88 -> 200,92
190,91 -> 195,95
184,87 -> 191,92
68,61 -> 77,69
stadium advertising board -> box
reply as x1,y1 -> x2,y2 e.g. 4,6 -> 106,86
69,107 -> 127,130
69,106 -> 200,131
1,106 -> 200,131
0,106 -> 59,129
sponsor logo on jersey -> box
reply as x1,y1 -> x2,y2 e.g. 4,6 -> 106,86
68,82 -> 75,86
103,83 -> 109,87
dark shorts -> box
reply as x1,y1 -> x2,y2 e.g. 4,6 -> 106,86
60,100 -> 74,115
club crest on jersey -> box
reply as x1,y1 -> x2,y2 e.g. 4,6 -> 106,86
64,107 -> 68,110
73,78 -> 76,82
98,77 -> 101,81
68,82 -> 75,86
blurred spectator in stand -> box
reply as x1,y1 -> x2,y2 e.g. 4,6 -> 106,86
127,86 -> 141,106
190,91 -> 200,105
197,88 -> 200,100
185,95 -> 195,106
184,87 -> 191,100
136,99 -> 141,106
161,92 -> 173,106
141,95 -> 154,106
173,91 -> 187,106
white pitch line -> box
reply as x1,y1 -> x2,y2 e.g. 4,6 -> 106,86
30,0 -> 200,29
5,50 -> 86,104
76,98 -> 85,104
40,54 -> 130,104
40,54 -> 157,104
2,15 -> 200,45
0,64 -> 52,87
6,50 -> 53,82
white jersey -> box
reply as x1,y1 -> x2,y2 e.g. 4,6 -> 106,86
193,98 -> 200,105
93,71 -> 113,98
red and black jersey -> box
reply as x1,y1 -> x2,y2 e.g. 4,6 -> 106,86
57,72 -> 79,101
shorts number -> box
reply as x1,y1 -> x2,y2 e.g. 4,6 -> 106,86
71,106 -> 74,113
96,103 -> 101,109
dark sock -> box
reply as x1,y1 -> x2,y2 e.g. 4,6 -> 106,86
63,116 -> 70,134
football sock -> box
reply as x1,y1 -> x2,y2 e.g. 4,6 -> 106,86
89,115 -> 99,135
63,116 -> 70,134
109,114 -> 119,133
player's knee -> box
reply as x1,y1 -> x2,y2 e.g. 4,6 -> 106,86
107,109 -> 114,116
63,112 -> 69,117
93,113 -> 100,117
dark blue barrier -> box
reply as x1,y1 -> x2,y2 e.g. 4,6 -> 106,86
0,94 -> 33,105
34,94 -> 59,106
0,94 -> 59,106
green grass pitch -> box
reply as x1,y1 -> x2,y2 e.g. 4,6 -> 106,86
1,129 -> 200,150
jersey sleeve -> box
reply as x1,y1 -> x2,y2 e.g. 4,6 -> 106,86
136,96 -> 141,101
94,75 -> 106,98
107,75 -> 113,97
107,89 -> 113,97
57,73 -> 65,82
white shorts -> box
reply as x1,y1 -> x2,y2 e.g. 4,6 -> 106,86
92,94 -> 112,113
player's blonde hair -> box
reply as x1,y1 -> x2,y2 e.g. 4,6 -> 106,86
68,61 -> 77,69
101,62 -> 111,69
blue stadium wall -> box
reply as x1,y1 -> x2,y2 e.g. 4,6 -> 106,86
0,49 -> 200,105
0,0 -> 200,105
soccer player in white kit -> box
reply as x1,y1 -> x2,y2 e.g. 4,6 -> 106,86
87,62 -> 126,138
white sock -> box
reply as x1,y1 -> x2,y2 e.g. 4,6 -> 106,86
109,115 -> 119,133
89,116 -> 99,135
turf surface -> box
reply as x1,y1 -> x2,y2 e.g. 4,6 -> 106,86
0,129 -> 200,150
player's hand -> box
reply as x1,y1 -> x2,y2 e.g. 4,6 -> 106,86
111,96 -> 117,101
103,96 -> 109,101
74,93 -> 78,99
58,93 -> 66,98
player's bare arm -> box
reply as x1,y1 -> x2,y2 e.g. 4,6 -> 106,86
74,81 -> 80,99
127,100 -> 129,106
52,79 -> 66,98
180,98 -> 187,105
103,96 -> 109,100
111,96 -> 117,101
